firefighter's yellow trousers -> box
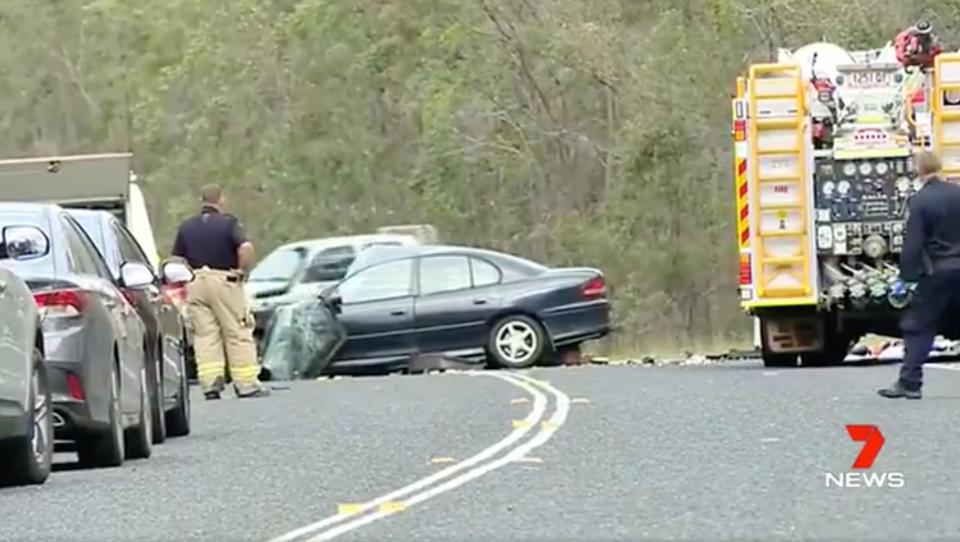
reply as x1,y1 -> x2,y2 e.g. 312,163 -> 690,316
186,268 -> 262,395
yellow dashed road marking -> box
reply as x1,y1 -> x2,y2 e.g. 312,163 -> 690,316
269,371 -> 571,542
378,502 -> 406,513
337,504 -> 363,516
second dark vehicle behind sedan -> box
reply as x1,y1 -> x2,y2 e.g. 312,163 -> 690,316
68,209 -> 194,443
0,203 -> 154,468
266,245 -> 611,375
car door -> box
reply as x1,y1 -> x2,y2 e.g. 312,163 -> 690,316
413,255 -> 503,356
61,215 -> 143,414
111,219 -> 177,400
331,257 -> 416,364
0,266 -> 30,411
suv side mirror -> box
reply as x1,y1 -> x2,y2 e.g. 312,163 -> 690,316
1,225 -> 49,261
120,261 -> 155,289
161,260 -> 194,284
326,293 -> 343,314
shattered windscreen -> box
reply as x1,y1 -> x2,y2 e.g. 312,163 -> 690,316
260,297 -> 345,379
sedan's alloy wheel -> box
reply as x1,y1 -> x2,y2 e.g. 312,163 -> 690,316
31,369 -> 50,465
495,321 -> 539,365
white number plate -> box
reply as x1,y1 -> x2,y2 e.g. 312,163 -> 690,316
847,70 -> 891,88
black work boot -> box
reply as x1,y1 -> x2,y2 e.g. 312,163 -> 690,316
204,376 -> 225,400
877,381 -> 922,400
236,385 -> 271,399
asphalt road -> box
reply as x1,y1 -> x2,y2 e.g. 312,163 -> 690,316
3,360 -> 960,542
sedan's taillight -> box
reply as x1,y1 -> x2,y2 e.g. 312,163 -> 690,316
580,276 -> 607,300
34,289 -> 88,317
66,373 -> 85,400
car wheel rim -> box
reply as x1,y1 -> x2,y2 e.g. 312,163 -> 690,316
31,371 -> 49,464
142,371 -> 151,434
154,360 -> 163,419
495,321 -> 537,364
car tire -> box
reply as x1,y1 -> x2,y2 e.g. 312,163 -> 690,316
165,342 -> 191,438
77,364 -> 125,468
487,315 -> 546,369
762,353 -> 798,368
184,330 -> 197,382
0,348 -> 53,486
801,325 -> 853,367
149,353 -> 167,445
125,368 -> 153,460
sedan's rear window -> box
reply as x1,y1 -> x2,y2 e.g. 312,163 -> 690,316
0,210 -> 56,278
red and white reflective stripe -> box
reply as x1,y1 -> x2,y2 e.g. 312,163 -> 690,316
736,158 -> 750,248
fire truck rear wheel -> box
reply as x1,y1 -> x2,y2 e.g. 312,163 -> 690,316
800,336 -> 852,367
758,315 -> 799,367
761,352 -> 799,368
799,314 -> 852,367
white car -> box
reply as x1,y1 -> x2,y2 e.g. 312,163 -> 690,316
0,227 -> 53,486
245,234 -> 420,345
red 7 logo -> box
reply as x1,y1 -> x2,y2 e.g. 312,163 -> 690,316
846,424 -> 885,469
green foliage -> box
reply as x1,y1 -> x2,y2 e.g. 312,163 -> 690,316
0,0 -> 950,353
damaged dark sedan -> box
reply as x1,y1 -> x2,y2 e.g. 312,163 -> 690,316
261,245 -> 611,378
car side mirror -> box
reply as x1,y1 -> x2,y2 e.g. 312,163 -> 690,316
120,261 -> 155,289
327,293 -> 343,314
161,260 -> 194,285
1,225 -> 50,261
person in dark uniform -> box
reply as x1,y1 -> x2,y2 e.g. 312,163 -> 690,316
879,152 -> 960,399
173,184 -> 269,400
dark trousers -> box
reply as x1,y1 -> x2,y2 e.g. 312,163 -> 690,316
899,270 -> 960,390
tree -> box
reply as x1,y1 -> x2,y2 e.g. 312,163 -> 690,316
0,0 -> 950,353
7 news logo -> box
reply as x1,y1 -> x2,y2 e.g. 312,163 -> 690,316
824,424 -> 905,488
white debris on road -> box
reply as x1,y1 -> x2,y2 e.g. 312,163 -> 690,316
584,337 -> 960,368
845,336 -> 960,362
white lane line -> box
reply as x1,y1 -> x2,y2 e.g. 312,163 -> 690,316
302,371 -> 571,542
266,371 -> 547,542
929,363 -> 960,371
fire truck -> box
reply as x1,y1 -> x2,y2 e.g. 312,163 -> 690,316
732,42 -> 960,367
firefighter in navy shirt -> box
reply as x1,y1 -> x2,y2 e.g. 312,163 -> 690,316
173,184 -> 269,400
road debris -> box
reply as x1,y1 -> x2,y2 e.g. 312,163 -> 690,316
579,337 -> 960,368
844,336 -> 960,362
587,352 -> 745,367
